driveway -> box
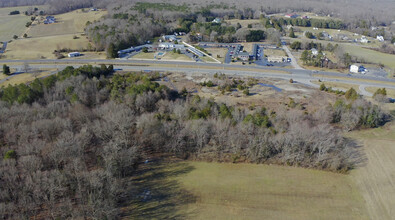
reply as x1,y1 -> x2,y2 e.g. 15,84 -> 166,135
282,45 -> 303,70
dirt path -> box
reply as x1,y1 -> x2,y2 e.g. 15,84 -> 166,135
349,123 -> 395,220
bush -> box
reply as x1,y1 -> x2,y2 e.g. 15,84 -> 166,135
345,88 -> 358,101
4,150 -> 16,159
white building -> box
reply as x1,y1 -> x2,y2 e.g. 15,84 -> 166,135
311,48 -> 318,56
376,35 -> 384,42
68,52 -> 81,57
360,36 -> 369,43
350,64 -> 366,73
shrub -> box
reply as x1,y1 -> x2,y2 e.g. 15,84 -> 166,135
4,150 -> 16,159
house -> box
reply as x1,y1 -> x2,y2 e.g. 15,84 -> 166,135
162,35 -> 177,42
285,14 -> 298,19
68,52 -> 81,57
311,48 -> 318,56
212,18 -> 221,23
350,64 -> 366,73
158,42 -> 175,50
44,16 -> 56,24
376,35 -> 384,42
237,52 -> 250,61
301,15 -> 309,19
267,56 -> 285,62
360,36 -> 369,43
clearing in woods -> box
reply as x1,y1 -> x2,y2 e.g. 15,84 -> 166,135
348,122 -> 395,220
126,160 -> 368,219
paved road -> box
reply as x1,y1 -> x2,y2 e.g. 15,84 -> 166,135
282,45 -> 303,69
3,58 -> 395,97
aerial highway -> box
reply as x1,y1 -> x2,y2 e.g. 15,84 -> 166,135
2,59 -> 395,96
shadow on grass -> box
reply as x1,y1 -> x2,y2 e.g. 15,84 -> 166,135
120,159 -> 196,219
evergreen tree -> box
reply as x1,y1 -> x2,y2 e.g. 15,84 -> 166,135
107,43 -> 118,59
289,27 -> 296,38
2,64 -> 10,75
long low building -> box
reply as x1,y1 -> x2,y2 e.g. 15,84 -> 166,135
187,47 -> 204,57
267,56 -> 286,63
118,44 -> 152,55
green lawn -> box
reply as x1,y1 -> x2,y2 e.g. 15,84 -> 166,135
125,160 -> 368,219
341,44 -> 395,70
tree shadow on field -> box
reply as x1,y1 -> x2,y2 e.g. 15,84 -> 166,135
120,159 -> 196,219
346,138 -> 368,170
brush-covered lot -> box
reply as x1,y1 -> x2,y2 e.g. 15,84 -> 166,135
127,160 -> 368,219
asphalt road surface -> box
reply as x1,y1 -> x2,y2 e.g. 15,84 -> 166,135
3,58 -> 395,97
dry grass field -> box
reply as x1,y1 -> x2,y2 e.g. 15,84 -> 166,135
27,9 -> 106,37
348,122 -> 395,220
205,47 -> 228,63
0,6 -> 32,41
226,19 -> 261,28
265,48 -> 287,57
127,160 -> 368,219
0,68 -> 56,86
161,52 -> 193,61
5,34 -> 91,59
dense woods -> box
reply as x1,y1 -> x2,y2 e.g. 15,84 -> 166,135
0,65 -> 388,218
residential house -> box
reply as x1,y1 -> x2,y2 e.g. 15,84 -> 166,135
212,18 -> 221,23
360,36 -> 369,43
162,35 -> 177,42
285,14 -> 298,18
311,48 -> 318,56
376,35 -> 384,42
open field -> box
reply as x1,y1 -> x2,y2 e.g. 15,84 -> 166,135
0,68 -> 56,86
226,19 -> 261,28
131,52 -> 157,60
341,44 -> 395,70
161,52 -> 193,61
5,34 -> 90,59
348,122 -> 395,220
0,6 -> 32,41
205,47 -> 227,63
27,9 -> 106,38
200,55 -> 218,63
127,160 -> 368,219
265,48 -> 287,57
